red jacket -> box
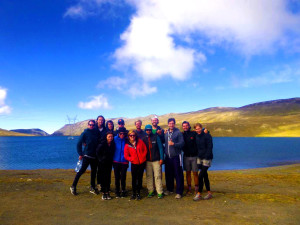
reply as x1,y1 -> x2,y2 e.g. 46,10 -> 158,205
124,139 -> 147,165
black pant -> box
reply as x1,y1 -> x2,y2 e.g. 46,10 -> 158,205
99,162 -> 113,193
113,162 -> 128,192
131,162 -> 146,194
97,162 -> 103,187
198,165 -> 210,192
72,157 -> 97,188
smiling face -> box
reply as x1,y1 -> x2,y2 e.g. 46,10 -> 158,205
97,117 -> 104,128
135,121 -> 142,130
195,126 -> 202,134
88,121 -> 95,130
107,133 -> 113,143
107,122 -> 113,130
182,123 -> 190,132
168,120 -> 175,131
151,118 -> 158,127
128,131 -> 136,142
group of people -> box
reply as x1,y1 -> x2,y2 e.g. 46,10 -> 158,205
70,115 -> 213,201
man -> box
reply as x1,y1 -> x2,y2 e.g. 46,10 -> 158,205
70,120 -> 100,195
135,119 -> 146,139
164,118 -> 184,199
151,116 -> 165,143
142,124 -> 164,199
182,121 -> 199,195
116,119 -> 128,136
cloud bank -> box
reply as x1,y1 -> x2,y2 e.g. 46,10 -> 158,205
0,87 -> 12,115
78,95 -> 111,109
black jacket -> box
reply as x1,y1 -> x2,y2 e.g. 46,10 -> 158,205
77,128 -> 101,158
182,130 -> 198,157
195,132 -> 213,160
96,140 -> 116,164
143,133 -> 164,162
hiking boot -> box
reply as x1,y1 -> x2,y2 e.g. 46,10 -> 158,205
193,193 -> 202,201
102,193 -> 107,200
70,186 -> 77,195
157,193 -> 163,199
90,187 -> 99,195
147,192 -> 155,198
115,191 -> 121,199
130,194 -> 136,200
121,191 -> 126,198
106,193 -> 112,200
175,194 -> 182,199
136,194 -> 141,200
163,190 -> 173,196
203,193 -> 213,200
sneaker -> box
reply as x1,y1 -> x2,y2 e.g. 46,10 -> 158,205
102,193 -> 107,200
106,193 -> 112,200
70,186 -> 77,195
90,187 -> 99,195
115,192 -> 121,199
147,192 -> 155,198
203,193 -> 213,200
193,193 -> 202,201
136,194 -> 141,200
157,194 -> 163,199
163,190 -> 173,196
130,194 -> 136,200
121,191 -> 126,198
175,194 -> 182,199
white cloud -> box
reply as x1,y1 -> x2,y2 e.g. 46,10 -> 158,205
128,82 -> 157,97
78,95 -> 111,109
0,87 -> 12,115
232,66 -> 300,88
113,0 -> 300,81
97,76 -> 128,90
64,0 -> 123,18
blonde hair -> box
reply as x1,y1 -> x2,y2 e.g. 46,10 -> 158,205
194,123 -> 203,129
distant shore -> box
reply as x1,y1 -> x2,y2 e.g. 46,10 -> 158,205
0,164 -> 299,225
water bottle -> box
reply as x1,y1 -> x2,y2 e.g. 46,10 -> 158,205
75,159 -> 82,172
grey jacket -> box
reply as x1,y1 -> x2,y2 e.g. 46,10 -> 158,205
164,127 -> 184,158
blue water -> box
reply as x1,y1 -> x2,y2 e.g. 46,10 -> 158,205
0,136 -> 299,170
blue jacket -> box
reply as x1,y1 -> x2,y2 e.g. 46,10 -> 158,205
77,128 -> 100,158
164,127 -> 184,158
113,135 -> 128,163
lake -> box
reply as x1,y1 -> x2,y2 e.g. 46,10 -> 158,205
0,136 -> 299,170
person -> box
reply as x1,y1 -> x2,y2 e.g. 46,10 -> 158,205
116,119 -> 128,136
193,123 -> 214,201
96,115 -> 107,192
124,130 -> 147,200
96,131 -> 115,200
70,120 -> 100,195
113,127 -> 128,198
182,121 -> 199,195
164,118 -> 185,199
142,124 -> 164,199
96,115 -> 107,138
106,120 -> 117,136
151,116 -> 165,143
135,119 -> 146,139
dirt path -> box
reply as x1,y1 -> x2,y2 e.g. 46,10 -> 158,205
1,164 -> 299,225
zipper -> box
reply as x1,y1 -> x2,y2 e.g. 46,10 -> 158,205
134,144 -> 140,164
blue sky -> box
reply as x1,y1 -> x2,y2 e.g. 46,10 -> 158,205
0,0 -> 300,134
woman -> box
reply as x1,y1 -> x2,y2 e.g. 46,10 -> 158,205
96,131 -> 115,200
106,120 -> 117,137
124,130 -> 147,200
113,127 -> 128,198
193,123 -> 213,201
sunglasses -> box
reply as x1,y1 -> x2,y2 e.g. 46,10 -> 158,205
146,129 -> 152,131
88,124 -> 95,126
119,133 -> 125,135
129,135 -> 136,137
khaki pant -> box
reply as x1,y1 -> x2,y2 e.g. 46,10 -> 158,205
146,161 -> 163,194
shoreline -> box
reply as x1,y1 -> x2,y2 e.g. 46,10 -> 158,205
1,164 -> 300,224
